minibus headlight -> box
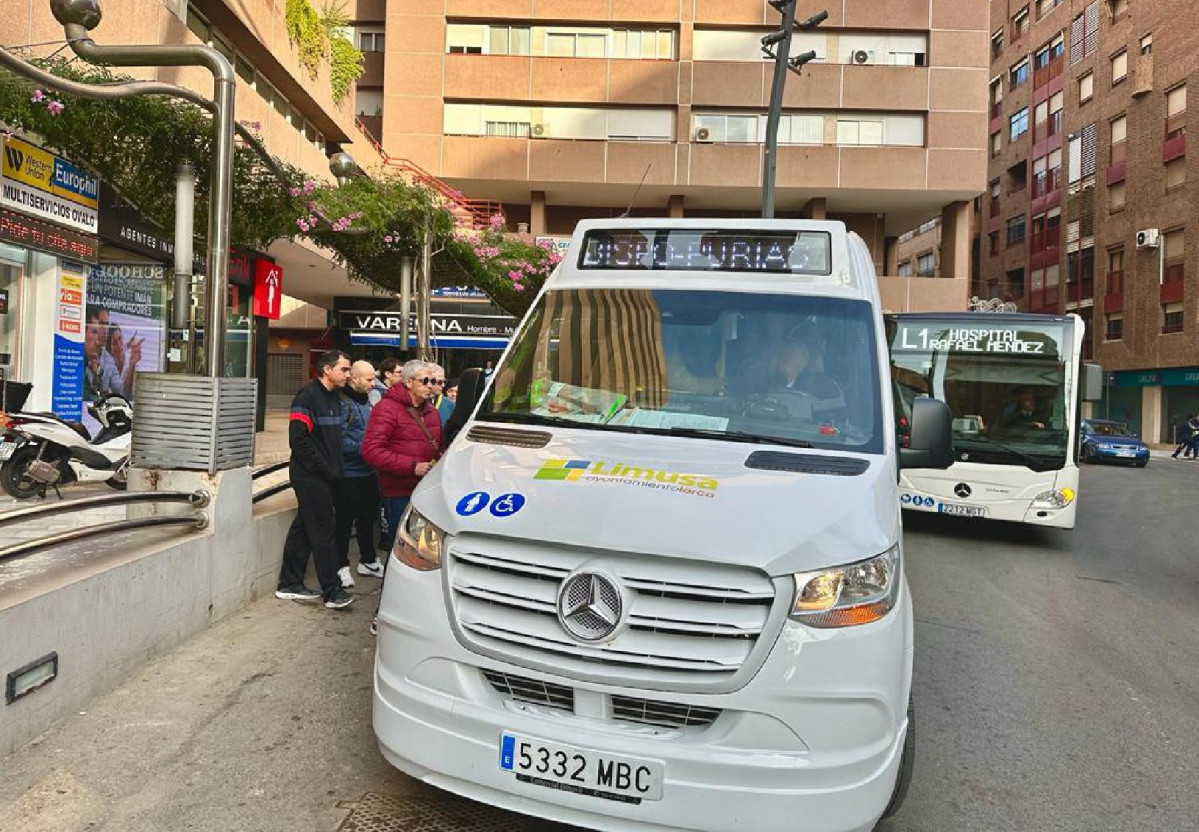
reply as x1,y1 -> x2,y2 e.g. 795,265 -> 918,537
394,507 -> 445,571
1031,488 -> 1074,510
790,546 -> 901,628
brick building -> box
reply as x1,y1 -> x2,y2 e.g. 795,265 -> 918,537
981,0 -> 1198,440
349,0 -> 990,313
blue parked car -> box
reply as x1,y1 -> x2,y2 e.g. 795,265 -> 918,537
1079,418 -> 1149,467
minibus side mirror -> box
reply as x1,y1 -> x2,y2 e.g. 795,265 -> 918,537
1081,362 -> 1104,402
900,397 -> 953,470
444,367 -> 487,446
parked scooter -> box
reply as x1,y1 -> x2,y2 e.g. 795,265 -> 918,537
0,394 -> 133,499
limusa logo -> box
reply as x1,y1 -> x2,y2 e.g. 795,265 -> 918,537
535,459 -> 719,498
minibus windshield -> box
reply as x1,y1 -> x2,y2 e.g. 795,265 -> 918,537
480,289 -> 883,453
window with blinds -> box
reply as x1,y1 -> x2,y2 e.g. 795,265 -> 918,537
1110,115 -> 1126,164
1070,1 -> 1099,63
1166,85 -> 1187,139
1111,51 -> 1128,85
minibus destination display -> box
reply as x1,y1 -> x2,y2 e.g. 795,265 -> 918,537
579,229 -> 831,275
891,322 -> 1064,356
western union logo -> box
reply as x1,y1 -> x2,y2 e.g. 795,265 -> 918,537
535,458 -> 720,492
1,136 -> 98,209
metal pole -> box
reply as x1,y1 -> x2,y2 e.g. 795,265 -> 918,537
761,2 -> 797,219
418,224 -> 433,359
172,162 -> 195,338
400,256 -> 413,353
54,0 -> 237,379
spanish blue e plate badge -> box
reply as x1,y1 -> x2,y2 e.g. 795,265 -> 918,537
455,491 -> 526,518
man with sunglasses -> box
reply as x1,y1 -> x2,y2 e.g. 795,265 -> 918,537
362,360 -> 445,557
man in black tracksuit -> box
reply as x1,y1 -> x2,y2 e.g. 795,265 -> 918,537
276,349 -> 354,609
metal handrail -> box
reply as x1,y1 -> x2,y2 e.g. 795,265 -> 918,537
0,515 -> 208,562
0,490 -> 210,530
252,460 -> 289,480
252,481 -> 292,503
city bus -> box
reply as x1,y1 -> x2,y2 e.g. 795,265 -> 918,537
887,312 -> 1101,529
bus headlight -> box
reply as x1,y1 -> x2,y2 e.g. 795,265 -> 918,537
394,507 -> 445,571
1031,488 -> 1075,510
790,545 -> 901,628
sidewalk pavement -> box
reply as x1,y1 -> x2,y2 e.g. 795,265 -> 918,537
0,586 -> 566,832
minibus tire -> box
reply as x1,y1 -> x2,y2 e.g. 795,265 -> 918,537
879,699 -> 915,821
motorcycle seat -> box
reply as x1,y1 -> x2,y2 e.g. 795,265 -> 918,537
27,413 -> 92,441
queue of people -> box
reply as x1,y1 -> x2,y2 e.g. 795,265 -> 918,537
275,350 -> 459,611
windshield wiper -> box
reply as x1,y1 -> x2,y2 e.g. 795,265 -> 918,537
666,427 -> 813,448
476,411 -> 606,429
957,434 -> 1056,472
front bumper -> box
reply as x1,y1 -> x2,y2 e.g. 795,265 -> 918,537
1092,446 -> 1149,464
372,561 -> 913,832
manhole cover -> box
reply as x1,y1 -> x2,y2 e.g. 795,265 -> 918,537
335,791 -> 532,831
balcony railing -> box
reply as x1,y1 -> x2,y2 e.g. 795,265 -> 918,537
1033,54 -> 1064,88
1110,139 -> 1126,165
1032,167 -> 1062,198
1030,227 -> 1061,252
1046,110 -> 1064,137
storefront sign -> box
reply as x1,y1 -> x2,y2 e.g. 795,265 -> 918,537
339,309 -> 517,338
0,208 -> 98,262
252,260 -> 283,319
1112,367 -> 1199,388
431,286 -> 488,299
52,262 -> 88,419
1,136 -> 99,234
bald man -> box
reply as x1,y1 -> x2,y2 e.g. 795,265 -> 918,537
333,359 -> 385,587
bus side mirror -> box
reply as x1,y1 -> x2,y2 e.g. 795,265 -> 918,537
900,397 -> 953,470
1081,362 -> 1103,402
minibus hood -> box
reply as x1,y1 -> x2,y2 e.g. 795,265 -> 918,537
415,426 -> 899,575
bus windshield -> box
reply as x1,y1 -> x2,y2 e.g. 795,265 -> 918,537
888,317 -> 1074,471
481,289 -> 884,453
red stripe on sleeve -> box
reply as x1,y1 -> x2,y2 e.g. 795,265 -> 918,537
289,412 -> 314,431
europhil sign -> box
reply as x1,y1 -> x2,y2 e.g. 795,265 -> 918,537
1,136 -> 99,234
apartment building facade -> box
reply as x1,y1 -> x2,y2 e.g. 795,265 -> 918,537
350,0 -> 990,313
982,0 -> 1198,441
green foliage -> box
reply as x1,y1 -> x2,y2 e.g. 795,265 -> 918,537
328,35 -> 364,106
285,0 -> 326,81
0,60 -> 557,317
0,59 -> 306,249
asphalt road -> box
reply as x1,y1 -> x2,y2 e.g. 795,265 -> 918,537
1,459 -> 1195,831
887,458 -> 1199,832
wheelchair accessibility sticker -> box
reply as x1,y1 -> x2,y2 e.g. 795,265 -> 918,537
455,491 -> 527,518
900,493 -> 936,508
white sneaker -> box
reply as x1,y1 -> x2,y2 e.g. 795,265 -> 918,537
357,561 -> 385,578
337,566 -> 355,588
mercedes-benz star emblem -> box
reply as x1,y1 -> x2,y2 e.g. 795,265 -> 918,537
556,572 -> 623,642
954,482 -> 972,498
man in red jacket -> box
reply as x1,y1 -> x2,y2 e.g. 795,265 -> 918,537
361,359 -> 444,557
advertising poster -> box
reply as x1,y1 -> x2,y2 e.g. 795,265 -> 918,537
51,262 -> 87,420
84,263 -> 167,430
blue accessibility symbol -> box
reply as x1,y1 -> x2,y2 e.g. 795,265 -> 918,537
489,492 -> 526,518
456,491 -> 491,516
900,494 -> 912,505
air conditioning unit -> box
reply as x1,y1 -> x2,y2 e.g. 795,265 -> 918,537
1136,228 -> 1160,249
531,123 -> 546,137
694,126 -> 712,142
852,49 -> 873,65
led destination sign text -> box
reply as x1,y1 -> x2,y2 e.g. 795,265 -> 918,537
580,230 -> 831,275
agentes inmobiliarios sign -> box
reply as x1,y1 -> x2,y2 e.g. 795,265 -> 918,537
1,136 -> 99,234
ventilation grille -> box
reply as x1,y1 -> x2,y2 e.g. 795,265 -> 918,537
466,425 -> 552,448
611,695 -> 721,729
743,451 -> 870,476
482,670 -> 573,712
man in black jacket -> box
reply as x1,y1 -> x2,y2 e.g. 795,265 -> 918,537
276,349 -> 354,609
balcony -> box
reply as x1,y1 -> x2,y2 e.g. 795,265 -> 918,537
1033,54 -> 1064,89
990,101 -> 1003,120
1032,167 -> 1062,199
1164,114 -> 1187,162
1029,226 -> 1061,253
1160,258 -> 1185,303
1046,110 -> 1063,137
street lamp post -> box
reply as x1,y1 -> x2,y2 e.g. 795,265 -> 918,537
760,3 -> 827,218
49,0 -> 236,379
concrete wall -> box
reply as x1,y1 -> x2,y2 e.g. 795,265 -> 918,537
0,471 -> 296,759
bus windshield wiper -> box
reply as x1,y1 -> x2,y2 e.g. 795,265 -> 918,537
666,427 -> 813,448
477,410 -> 653,433
959,434 -> 1055,471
